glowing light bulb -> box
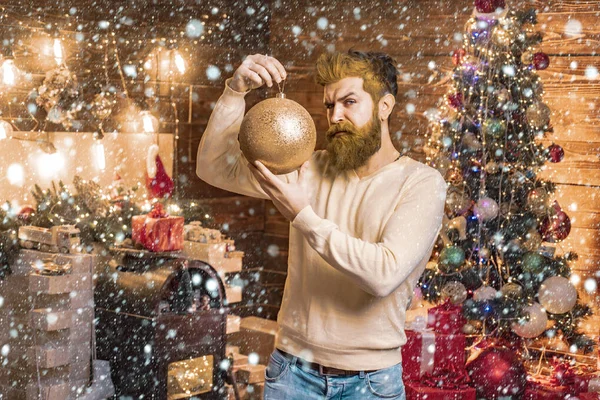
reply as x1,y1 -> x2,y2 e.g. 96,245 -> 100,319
1,58 -> 18,86
173,51 -> 186,74
53,38 -> 64,65
93,141 -> 106,170
140,110 -> 158,134
37,151 -> 65,178
0,120 -> 12,140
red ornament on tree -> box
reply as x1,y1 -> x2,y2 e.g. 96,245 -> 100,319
474,0 -> 506,13
17,205 -> 35,222
539,201 -> 571,243
466,347 -> 527,399
448,92 -> 464,109
547,143 -> 564,163
146,144 -> 174,199
452,49 -> 467,65
532,52 -> 550,70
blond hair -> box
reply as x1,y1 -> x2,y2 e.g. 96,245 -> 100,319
315,50 -> 398,102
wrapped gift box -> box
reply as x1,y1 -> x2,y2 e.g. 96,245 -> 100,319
579,393 -> 600,400
524,381 -> 573,400
132,203 -> 184,252
574,374 -> 600,394
427,300 -> 467,334
405,380 -> 475,400
401,317 -> 466,381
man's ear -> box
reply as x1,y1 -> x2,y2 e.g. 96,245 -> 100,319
378,93 -> 396,121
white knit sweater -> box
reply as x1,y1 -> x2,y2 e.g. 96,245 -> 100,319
197,82 -> 447,370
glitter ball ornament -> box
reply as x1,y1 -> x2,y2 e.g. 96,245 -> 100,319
523,229 -> 543,251
532,52 -> 550,70
538,276 -> 577,314
547,143 -> 564,163
521,251 -> 547,274
539,201 -> 571,243
441,281 -> 468,304
473,285 -> 497,301
511,302 -> 548,338
474,0 -> 506,14
239,93 -> 316,174
526,102 -> 551,128
526,188 -> 549,215
500,282 -> 523,300
474,197 -> 499,221
482,118 -> 505,138
439,246 -> 466,272
452,48 -> 467,65
467,347 -> 527,399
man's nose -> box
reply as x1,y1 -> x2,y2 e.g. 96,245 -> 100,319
329,104 -> 345,124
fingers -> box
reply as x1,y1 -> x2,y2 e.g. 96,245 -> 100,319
244,54 -> 287,88
298,161 -> 309,181
248,62 -> 274,87
233,65 -> 263,89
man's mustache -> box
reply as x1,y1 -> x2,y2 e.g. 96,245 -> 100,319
326,122 -> 358,139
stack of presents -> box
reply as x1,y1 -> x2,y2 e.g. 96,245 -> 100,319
131,204 -> 268,398
402,301 -> 600,399
182,221 -> 270,399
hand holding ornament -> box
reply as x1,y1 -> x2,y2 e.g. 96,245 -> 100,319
229,54 -> 287,92
248,160 -> 311,222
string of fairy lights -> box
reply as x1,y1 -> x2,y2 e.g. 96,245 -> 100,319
0,7 -> 230,177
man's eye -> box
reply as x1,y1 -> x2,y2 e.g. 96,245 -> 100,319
345,99 -> 356,105
325,104 -> 334,110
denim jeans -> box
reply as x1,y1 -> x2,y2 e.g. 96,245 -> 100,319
263,349 -> 406,400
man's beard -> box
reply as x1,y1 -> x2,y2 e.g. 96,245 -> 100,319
325,114 -> 381,172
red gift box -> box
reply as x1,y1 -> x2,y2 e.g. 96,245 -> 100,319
401,317 -> 466,381
405,380 -> 476,400
579,393 -> 600,400
575,374 -> 600,394
132,203 -> 184,252
524,380 -> 573,400
427,300 -> 467,334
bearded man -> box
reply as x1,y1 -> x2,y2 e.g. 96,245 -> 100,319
197,50 -> 446,400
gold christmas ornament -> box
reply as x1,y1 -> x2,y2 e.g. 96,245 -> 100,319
239,93 -> 316,175
526,102 -> 551,128
526,188 -> 549,215
441,281 -> 468,304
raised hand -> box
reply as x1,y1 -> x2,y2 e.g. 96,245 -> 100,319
229,54 -> 287,92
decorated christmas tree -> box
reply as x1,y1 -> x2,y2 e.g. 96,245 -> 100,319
421,0 -> 594,357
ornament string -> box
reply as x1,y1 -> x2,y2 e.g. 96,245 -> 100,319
276,78 -> 286,95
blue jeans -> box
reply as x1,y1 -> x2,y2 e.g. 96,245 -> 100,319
263,349 -> 406,400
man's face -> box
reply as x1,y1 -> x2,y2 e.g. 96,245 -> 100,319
323,77 -> 382,172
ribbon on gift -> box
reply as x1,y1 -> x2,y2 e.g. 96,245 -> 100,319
550,359 -> 577,386
421,364 -> 472,390
407,316 -> 436,376
148,202 -> 168,218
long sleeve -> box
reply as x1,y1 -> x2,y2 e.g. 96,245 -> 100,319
292,171 -> 447,297
196,80 -> 297,198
